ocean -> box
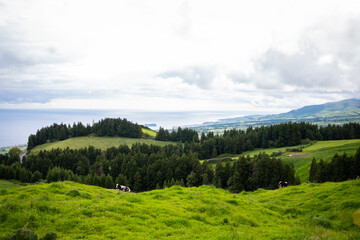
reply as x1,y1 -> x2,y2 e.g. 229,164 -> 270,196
0,109 -> 251,147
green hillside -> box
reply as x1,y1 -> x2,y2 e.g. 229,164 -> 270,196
141,127 -> 157,138
204,139 -> 360,182
1,180 -> 360,239
30,135 -> 175,153
244,139 -> 360,182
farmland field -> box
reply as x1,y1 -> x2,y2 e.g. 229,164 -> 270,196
0,180 -> 359,239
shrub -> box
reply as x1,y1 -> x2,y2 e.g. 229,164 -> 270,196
66,189 -> 80,197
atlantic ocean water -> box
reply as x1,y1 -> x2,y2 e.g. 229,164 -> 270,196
0,109 -> 250,147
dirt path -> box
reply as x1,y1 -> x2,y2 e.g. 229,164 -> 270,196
288,153 -> 312,157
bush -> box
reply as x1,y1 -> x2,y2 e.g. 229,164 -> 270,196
66,189 -> 80,197
5,229 -> 57,240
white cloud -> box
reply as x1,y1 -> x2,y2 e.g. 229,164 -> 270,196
0,0 -> 360,113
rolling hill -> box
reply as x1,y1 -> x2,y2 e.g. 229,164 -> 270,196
1,180 -> 359,239
30,135 -> 176,153
191,98 -> 360,133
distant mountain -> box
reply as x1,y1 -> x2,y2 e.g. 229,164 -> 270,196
190,99 -> 360,133
280,98 -> 360,119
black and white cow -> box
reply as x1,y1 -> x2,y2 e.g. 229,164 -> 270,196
278,181 -> 288,188
116,183 -> 131,192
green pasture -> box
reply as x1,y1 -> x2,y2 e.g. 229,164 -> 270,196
279,139 -> 360,182
207,139 -> 360,182
242,139 -> 360,182
1,180 -> 360,239
0,180 -> 21,189
30,136 -> 175,153
141,128 -> 157,138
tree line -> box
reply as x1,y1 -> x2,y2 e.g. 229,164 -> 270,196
0,143 -> 298,192
309,148 -> 360,183
158,122 -> 360,160
27,118 -> 143,150
155,127 -> 199,143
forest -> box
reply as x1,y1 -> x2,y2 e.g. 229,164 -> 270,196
27,118 -> 143,150
1,142 -> 299,192
1,119 -> 358,193
157,122 -> 360,159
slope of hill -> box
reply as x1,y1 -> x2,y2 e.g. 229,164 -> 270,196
191,98 -> 360,133
241,139 -> 360,182
30,135 -> 176,153
1,180 -> 359,239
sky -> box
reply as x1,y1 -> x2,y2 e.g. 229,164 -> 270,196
1,0 -> 360,115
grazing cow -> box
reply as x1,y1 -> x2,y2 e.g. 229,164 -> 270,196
278,181 -> 288,188
116,183 -> 131,192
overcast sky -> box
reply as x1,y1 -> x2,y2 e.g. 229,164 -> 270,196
1,0 -> 359,114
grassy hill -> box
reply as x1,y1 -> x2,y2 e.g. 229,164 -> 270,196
141,127 -> 157,138
245,139 -> 360,183
205,139 -> 360,182
30,135 -> 175,153
1,180 -> 360,239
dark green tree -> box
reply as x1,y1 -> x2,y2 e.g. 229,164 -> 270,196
133,172 -> 142,192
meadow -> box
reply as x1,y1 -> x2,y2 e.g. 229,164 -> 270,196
225,139 -> 360,182
30,135 -> 176,153
0,180 -> 360,239
141,128 -> 157,138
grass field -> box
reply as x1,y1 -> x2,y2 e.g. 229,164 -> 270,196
207,139 -> 360,183
30,136 -> 175,153
141,128 -> 157,138
0,180 -> 359,239
0,180 -> 21,189
279,139 -> 360,182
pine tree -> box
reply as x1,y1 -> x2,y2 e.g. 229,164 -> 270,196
115,173 -> 128,186
309,158 -> 318,182
211,146 -> 218,158
186,171 -> 197,187
100,174 -> 106,187
228,170 -> 243,193
133,172 -> 142,192
105,174 -> 114,189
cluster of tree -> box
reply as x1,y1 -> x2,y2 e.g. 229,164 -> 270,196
309,148 -> 360,183
0,147 -> 22,166
92,118 -> 142,138
0,163 -> 42,183
1,142 -> 298,192
155,127 -> 199,143
27,118 -> 143,150
214,153 -> 299,193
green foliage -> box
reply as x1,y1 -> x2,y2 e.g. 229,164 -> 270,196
105,174 -> 114,189
7,147 -> 21,165
39,232 -> 57,240
308,148 -> 360,182
27,118 -> 143,150
4,228 -> 57,240
66,189 -> 80,197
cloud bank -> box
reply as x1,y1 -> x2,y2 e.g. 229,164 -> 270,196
0,0 -> 359,113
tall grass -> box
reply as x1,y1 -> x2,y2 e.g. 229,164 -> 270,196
1,180 -> 360,239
